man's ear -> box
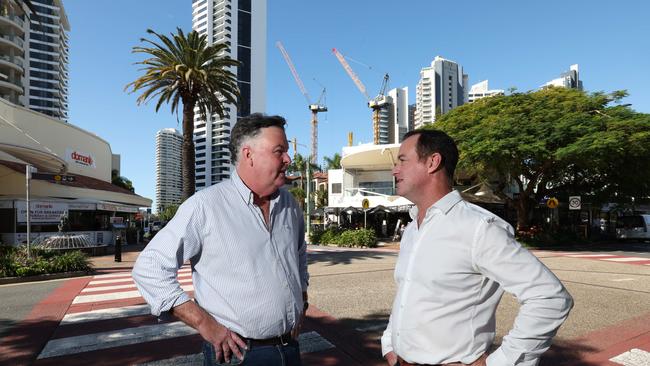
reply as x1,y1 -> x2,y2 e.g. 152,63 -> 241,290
427,153 -> 443,174
242,146 -> 254,166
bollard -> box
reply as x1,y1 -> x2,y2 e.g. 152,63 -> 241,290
114,235 -> 122,262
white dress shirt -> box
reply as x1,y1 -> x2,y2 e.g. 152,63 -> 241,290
381,190 -> 573,366
132,171 -> 309,339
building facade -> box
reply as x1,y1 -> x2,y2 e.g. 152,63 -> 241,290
542,64 -> 583,90
0,0 -> 30,106
191,0 -> 266,189
155,128 -> 182,214
468,80 -> 504,103
27,0 -> 69,121
414,56 -> 468,129
379,87 -> 409,144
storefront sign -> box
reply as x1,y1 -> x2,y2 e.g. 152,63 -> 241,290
97,203 -> 139,213
16,201 -> 68,223
69,202 -> 97,210
66,148 -> 96,168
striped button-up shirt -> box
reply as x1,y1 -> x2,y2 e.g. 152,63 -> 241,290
132,171 -> 309,339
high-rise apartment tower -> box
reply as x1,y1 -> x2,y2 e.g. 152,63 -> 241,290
155,128 -> 183,213
414,56 -> 468,129
191,0 -> 266,189
27,0 -> 69,121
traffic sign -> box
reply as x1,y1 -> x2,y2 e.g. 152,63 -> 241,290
361,198 -> 370,210
32,173 -> 76,183
546,197 -> 559,209
569,196 -> 581,210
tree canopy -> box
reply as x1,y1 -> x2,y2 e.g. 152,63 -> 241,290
431,87 -> 650,228
125,28 -> 240,200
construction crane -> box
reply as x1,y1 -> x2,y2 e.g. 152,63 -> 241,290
332,48 -> 389,145
276,41 -> 327,165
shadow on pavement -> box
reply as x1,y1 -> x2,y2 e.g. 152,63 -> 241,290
308,249 -> 396,266
0,317 -> 59,365
540,339 -> 600,366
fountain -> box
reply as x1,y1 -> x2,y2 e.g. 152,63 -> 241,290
38,213 -> 95,250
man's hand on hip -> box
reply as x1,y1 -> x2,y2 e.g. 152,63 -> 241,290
384,351 -> 398,366
171,301 -> 247,363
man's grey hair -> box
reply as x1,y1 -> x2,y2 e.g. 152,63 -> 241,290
229,113 -> 287,164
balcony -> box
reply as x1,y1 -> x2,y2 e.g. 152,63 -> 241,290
0,34 -> 24,49
0,13 -> 25,30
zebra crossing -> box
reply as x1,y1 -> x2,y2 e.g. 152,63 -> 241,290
33,266 -> 334,366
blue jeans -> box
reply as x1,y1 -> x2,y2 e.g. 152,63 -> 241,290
202,339 -> 302,366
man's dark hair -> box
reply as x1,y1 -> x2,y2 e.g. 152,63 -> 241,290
402,129 -> 459,183
229,113 -> 287,164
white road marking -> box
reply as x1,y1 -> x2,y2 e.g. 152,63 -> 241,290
565,254 -> 616,258
82,278 -> 192,293
72,284 -> 193,304
38,321 -> 197,359
601,257 -> 650,262
610,278 -> 636,282
61,304 -> 152,325
88,272 -> 191,286
610,348 -> 650,365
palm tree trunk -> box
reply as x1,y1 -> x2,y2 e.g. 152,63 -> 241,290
181,100 -> 196,200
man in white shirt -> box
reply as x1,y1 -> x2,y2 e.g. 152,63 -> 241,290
381,130 -> 573,366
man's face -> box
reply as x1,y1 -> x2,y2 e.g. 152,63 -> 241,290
392,135 -> 430,200
246,126 -> 291,196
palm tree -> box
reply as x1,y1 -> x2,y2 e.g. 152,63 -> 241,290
126,28 -> 240,200
323,153 -> 342,170
288,153 -> 320,190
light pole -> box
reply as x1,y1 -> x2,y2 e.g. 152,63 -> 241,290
306,157 -> 311,243
25,164 -> 36,258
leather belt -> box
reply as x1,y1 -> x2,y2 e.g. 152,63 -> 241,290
397,352 -> 487,366
245,332 -> 293,348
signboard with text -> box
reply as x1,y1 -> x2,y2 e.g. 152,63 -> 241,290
16,201 -> 68,223
65,148 -> 96,169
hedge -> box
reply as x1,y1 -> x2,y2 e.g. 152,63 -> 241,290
309,228 -> 377,248
0,246 -> 91,278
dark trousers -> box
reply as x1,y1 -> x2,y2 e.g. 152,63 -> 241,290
202,340 -> 302,366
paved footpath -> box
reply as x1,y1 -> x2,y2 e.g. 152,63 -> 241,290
0,247 -> 383,366
2,245 -> 650,365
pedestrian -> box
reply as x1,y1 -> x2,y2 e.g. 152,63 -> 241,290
133,113 -> 309,366
382,130 -> 573,366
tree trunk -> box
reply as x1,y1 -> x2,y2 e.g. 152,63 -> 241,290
181,100 -> 196,201
516,194 -> 533,231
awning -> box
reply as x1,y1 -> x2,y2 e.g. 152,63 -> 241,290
341,144 -> 400,170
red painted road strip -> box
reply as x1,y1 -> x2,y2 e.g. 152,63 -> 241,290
0,277 -> 91,366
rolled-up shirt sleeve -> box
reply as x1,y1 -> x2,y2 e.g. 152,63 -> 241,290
473,219 -> 574,366
132,197 -> 205,316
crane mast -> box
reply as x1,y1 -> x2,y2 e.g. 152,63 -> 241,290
332,48 -> 388,144
276,42 -> 326,165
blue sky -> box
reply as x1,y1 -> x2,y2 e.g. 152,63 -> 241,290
65,0 -> 650,209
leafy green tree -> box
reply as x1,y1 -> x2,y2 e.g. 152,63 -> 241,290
159,204 -> 179,222
126,28 -> 240,200
433,87 -> 650,229
111,169 -> 134,192
315,189 -> 328,208
323,153 -> 342,170
289,187 -> 305,209
288,153 -> 320,190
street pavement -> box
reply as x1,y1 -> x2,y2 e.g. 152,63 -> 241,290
0,243 -> 649,365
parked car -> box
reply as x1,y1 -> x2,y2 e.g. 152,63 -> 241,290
152,221 -> 162,231
616,214 -> 650,241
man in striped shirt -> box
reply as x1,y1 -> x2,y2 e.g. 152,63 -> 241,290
133,114 -> 309,365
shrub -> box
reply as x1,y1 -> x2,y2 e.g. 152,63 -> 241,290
312,227 -> 377,248
0,246 -> 91,278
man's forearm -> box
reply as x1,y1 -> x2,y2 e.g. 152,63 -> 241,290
171,300 -> 214,332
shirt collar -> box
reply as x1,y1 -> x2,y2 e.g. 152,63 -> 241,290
231,169 -> 254,205
408,190 -> 464,220
231,169 -> 282,206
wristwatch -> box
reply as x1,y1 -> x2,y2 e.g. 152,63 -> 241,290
303,301 -> 309,312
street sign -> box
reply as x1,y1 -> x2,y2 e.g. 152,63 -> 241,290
569,196 -> 581,210
546,197 -> 559,209
32,173 -> 76,183
362,198 -> 370,210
